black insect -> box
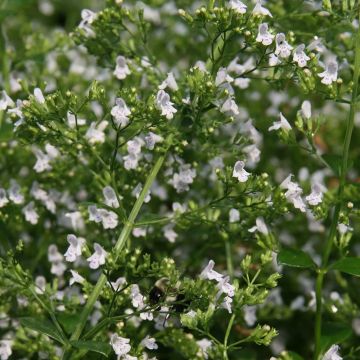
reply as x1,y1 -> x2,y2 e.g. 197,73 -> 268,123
149,285 -> 165,306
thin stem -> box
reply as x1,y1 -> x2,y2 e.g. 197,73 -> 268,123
63,135 -> 173,358
225,240 -> 234,280
314,10 -> 360,359
223,314 -> 235,360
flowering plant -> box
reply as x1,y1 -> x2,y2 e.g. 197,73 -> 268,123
0,1 -> 360,359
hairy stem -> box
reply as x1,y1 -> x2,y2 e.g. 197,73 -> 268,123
314,10 -> 360,359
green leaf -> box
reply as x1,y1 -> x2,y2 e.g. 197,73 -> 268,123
330,257 -> 360,276
70,340 -> 111,357
19,317 -> 65,344
320,322 -> 352,353
285,351 -> 304,360
57,313 -> 82,335
277,248 -> 316,269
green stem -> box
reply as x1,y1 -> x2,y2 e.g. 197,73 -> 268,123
63,136 -> 172,357
223,314 -> 235,360
225,240 -> 234,280
314,11 -> 360,359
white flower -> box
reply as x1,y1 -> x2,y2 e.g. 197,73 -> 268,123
0,189 -> 9,208
88,205 -> 102,223
269,112 -> 291,131
293,44 -> 310,68
22,202 -> 39,224
130,284 -> 145,308
111,98 -> 131,128
114,56 -> 131,80
48,244 -> 63,263
322,345 -> 342,360
110,334 -> 131,357
215,67 -> 234,86
132,183 -> 151,203
163,224 -> 178,243
301,100 -> 311,119
256,23 -> 274,46
280,174 -> 306,212
64,234 -> 85,262
228,0 -> 247,14
132,227 -> 146,237
221,296 -> 233,313
269,53 -> 280,66
0,90 -> 14,111
127,137 -> 143,155
200,260 -> 223,282
169,164 -> 196,193
229,208 -> 240,223
155,90 -> 177,120
67,111 -> 86,128
35,276 -> 46,294
110,277 -> 126,291
220,97 -> 239,116
318,60 -> 338,85
275,33 -> 293,58
196,338 -> 212,359
337,223 -> 351,235
124,153 -> 140,170
8,180 -> 24,204
33,148 -> 52,173
252,0 -> 272,17
144,132 -> 163,150
232,160 -> 250,182
69,270 -> 85,286
78,9 -> 97,37
216,276 -> 235,297
103,186 -> 120,208
248,217 -> 269,235
243,143 -> 261,165
234,77 -> 250,89
159,72 -> 178,91
85,120 -> 108,144
243,305 -> 257,326
306,183 -> 324,206
140,336 -> 158,350
34,87 -> 46,104
98,209 -> 119,229
0,340 -> 12,360
87,243 -> 107,269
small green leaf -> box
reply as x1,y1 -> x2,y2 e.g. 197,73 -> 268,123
277,248 -> 316,269
285,351 -> 304,360
330,257 -> 360,276
320,322 -> 352,353
70,340 -> 111,357
19,317 -> 65,344
57,313 -> 82,335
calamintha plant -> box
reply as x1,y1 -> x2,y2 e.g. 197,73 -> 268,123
0,0 -> 360,359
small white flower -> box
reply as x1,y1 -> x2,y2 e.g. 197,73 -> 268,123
228,0 -> 247,14
8,180 -> 24,204
64,234 -> 85,262
110,334 -> 131,357
0,90 -> 15,111
0,340 -> 12,360
103,186 -> 120,208
98,209 -> 119,229
200,260 -> 223,282
318,60 -> 338,85
221,296 -> 233,313
132,183 -> 151,203
256,23 -> 274,46
268,112 -> 291,131
306,183 -> 324,206
216,276 -> 235,298
232,160 -> 250,182
220,97 -> 239,116
124,153 -> 140,170
301,100 -> 312,119
169,164 -> 196,193
22,202 -> 39,224
111,98 -> 131,128
144,132 -> 163,150
130,284 -> 145,308
163,224 -> 178,243
88,205 -> 102,223
215,67 -> 234,86
69,270 -> 85,286
243,305 -> 257,326
35,275 -> 46,294
293,44 -> 310,68
67,111 -> 86,128
275,33 -> 293,59
87,243 -> 107,269
337,223 -> 351,235
248,217 -> 269,235
114,56 -> 131,80
269,53 -> 280,66
34,88 -> 46,104
110,277 -> 126,291
159,72 -> 178,91
141,336 -> 158,350
33,148 -> 52,173
229,208 -> 240,223
0,188 -> 9,208
252,0 -> 272,17
280,174 -> 306,212
85,120 -> 108,144
322,345 -> 342,360
78,9 -> 97,37
155,90 -> 177,120
48,245 -> 63,263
